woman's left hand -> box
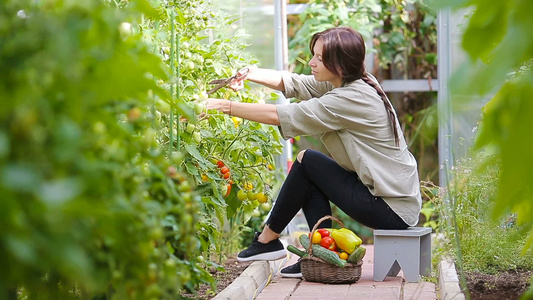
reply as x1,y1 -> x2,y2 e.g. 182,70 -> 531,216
200,98 -> 231,118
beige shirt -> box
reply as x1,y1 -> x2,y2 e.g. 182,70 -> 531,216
277,72 -> 422,226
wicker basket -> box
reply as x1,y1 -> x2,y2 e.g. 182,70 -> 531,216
300,215 -> 363,284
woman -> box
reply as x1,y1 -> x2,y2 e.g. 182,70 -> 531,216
205,27 -> 422,278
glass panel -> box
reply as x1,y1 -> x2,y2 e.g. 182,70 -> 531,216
449,9 -> 491,160
213,0 -> 276,69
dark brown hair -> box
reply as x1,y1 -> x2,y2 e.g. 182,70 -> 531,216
310,27 -> 400,147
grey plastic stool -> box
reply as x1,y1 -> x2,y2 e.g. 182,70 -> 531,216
373,227 -> 432,282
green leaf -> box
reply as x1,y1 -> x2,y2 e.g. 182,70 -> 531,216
462,2 -> 508,62
183,142 -> 205,163
185,162 -> 199,175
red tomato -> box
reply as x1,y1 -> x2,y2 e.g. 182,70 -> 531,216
217,160 -> 225,168
223,172 -> 230,179
220,166 -> 229,174
224,183 -> 231,197
320,237 -> 336,251
328,240 -> 337,251
317,229 -> 330,238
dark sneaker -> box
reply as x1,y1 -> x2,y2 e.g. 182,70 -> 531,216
237,232 -> 287,262
280,261 -> 302,278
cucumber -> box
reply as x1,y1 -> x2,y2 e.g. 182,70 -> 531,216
299,234 -> 346,268
347,246 -> 366,264
287,245 -> 307,257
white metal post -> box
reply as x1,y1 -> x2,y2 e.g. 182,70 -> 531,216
274,0 -> 292,174
437,8 -> 453,188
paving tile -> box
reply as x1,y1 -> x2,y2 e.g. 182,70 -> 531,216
291,283 -> 350,300
345,285 -> 401,300
404,281 -> 437,300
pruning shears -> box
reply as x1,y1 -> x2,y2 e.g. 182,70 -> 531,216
207,67 -> 249,95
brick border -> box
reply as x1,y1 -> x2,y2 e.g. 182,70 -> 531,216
438,259 -> 466,300
212,258 -> 287,300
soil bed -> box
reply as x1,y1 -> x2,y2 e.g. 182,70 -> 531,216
181,258 -> 252,300
464,270 -> 532,300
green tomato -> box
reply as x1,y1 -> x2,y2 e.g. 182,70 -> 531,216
165,258 -> 176,268
141,128 -> 156,147
192,131 -> 202,143
178,180 -> 191,192
149,227 -> 164,240
186,61 -> 195,71
260,202 -> 272,212
118,22 -> 132,36
196,255 -> 205,264
194,54 -> 204,64
186,123 -> 195,133
237,189 -> 248,201
247,191 -> 257,201
171,151 -> 185,165
194,102 -> 205,114
181,41 -> 190,50
93,121 -> 106,134
252,209 -> 261,218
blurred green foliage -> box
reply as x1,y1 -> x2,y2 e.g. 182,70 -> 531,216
430,0 -> 533,297
0,0 -> 197,298
437,0 -> 533,251
0,0 -> 283,298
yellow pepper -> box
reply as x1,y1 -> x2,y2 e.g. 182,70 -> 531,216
331,228 -> 362,254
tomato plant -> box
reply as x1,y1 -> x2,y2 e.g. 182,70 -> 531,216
139,0 -> 284,293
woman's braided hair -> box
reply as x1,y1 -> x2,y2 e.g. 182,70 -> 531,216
310,27 -> 400,147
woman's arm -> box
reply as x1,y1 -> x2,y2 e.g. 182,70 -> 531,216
246,67 -> 285,92
230,66 -> 285,92
204,99 -> 280,126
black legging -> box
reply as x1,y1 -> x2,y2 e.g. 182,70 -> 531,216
266,149 -> 409,233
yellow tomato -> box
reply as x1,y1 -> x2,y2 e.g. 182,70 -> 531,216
339,252 -> 349,260
311,231 -> 322,244
256,192 -> 268,203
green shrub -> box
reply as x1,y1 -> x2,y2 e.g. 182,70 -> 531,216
0,0 -> 284,298
435,151 -> 533,273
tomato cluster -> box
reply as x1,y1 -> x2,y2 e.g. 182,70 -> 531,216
215,160 -> 232,197
236,182 -> 269,204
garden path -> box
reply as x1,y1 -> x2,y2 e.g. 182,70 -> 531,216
254,244 -> 437,300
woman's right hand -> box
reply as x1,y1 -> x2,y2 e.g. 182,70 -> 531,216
229,65 -> 257,91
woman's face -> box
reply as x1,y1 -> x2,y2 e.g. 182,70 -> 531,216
309,38 -> 342,87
